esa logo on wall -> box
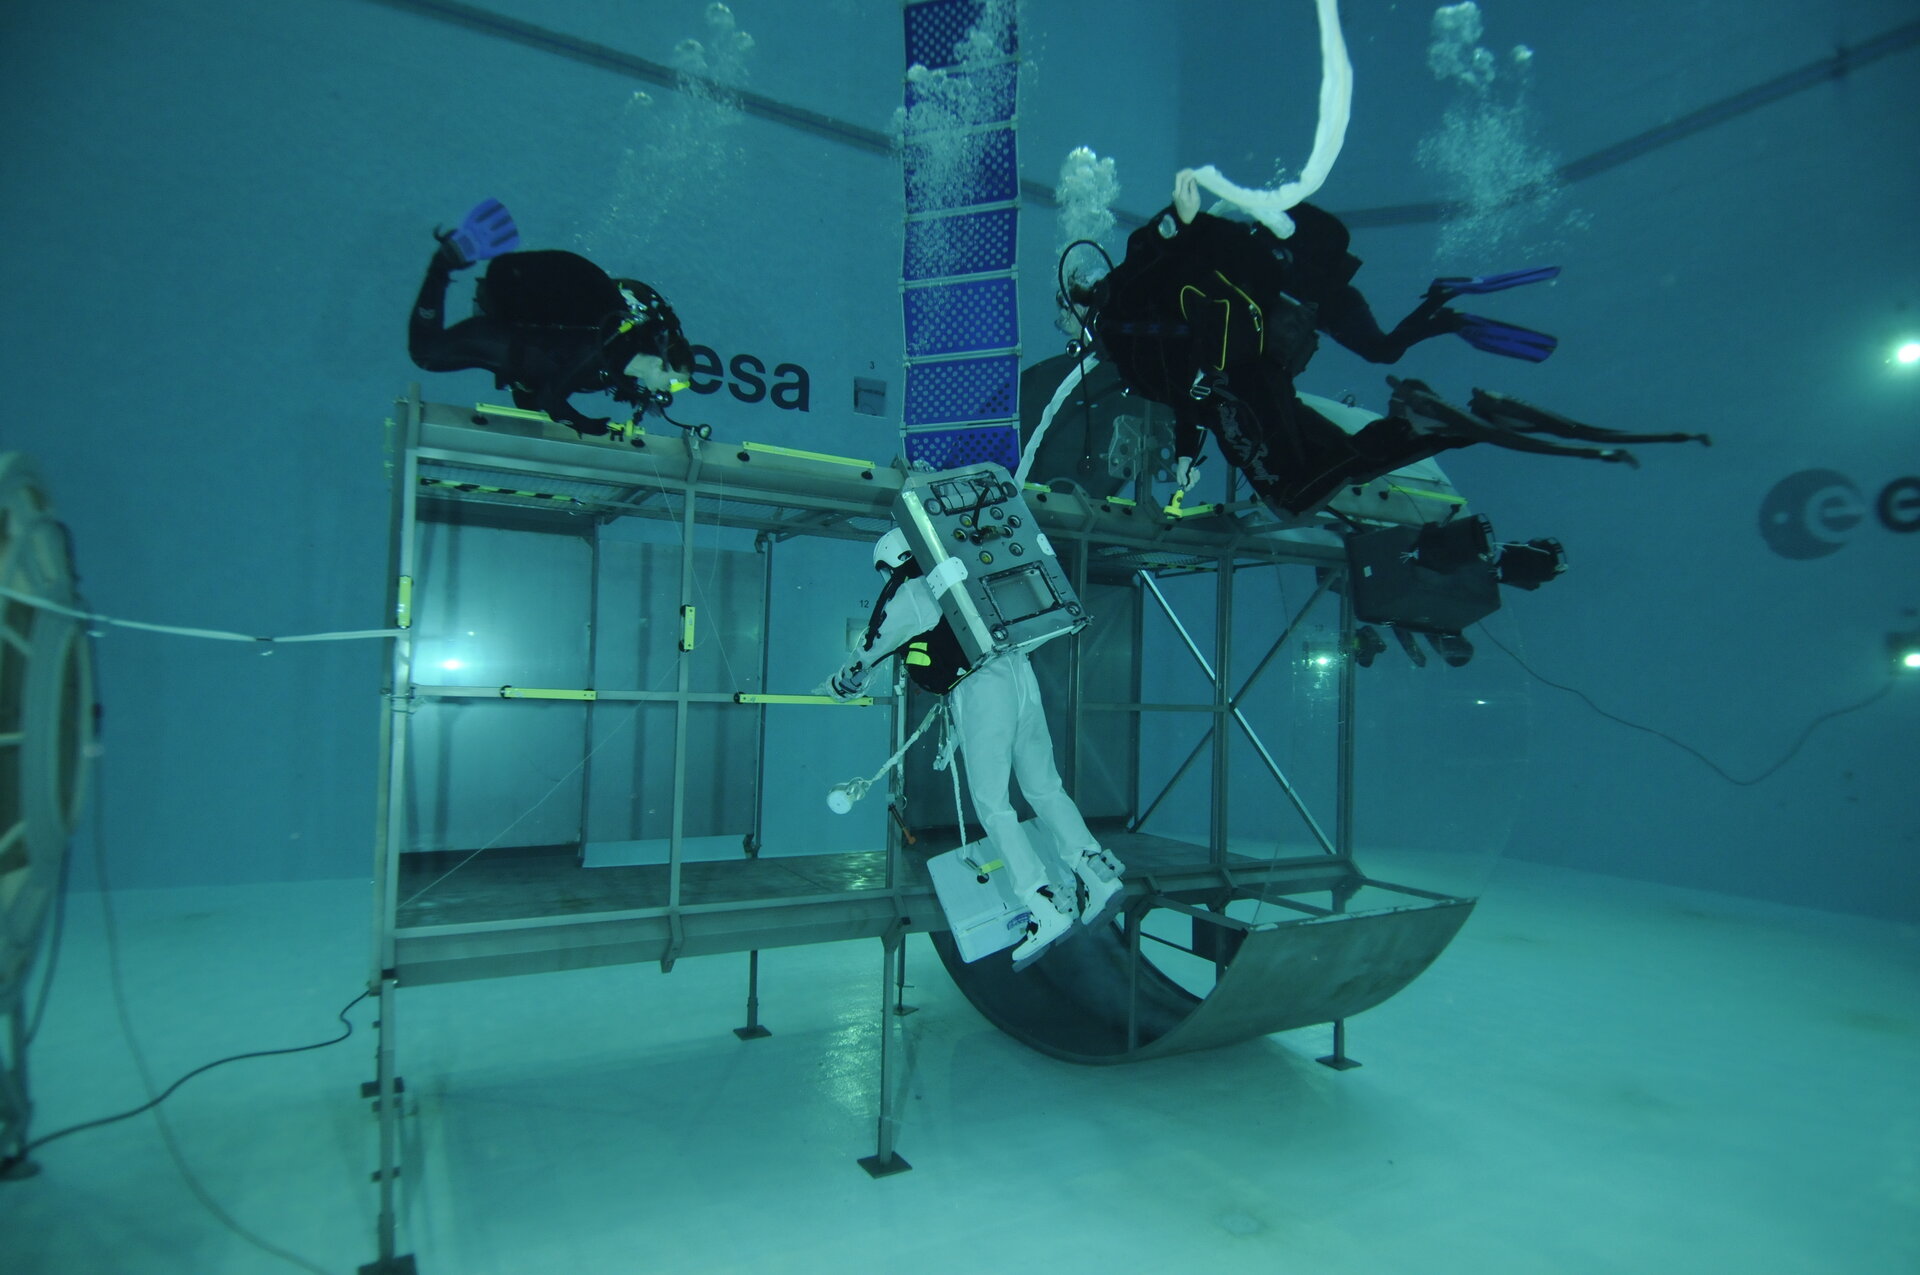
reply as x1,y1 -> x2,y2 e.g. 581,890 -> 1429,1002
1759,469 -> 1920,558
683,344 -> 810,410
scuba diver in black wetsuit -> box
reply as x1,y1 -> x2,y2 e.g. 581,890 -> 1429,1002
1074,171 -> 1708,518
407,199 -> 694,437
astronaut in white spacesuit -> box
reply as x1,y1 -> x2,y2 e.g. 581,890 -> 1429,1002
829,529 -> 1125,967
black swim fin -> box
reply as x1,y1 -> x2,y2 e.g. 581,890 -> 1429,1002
1469,388 -> 1712,447
1390,625 -> 1428,669
1387,378 -> 1639,466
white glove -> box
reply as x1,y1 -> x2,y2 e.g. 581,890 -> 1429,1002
828,662 -> 868,701
1172,168 -> 1201,224
1173,455 -> 1203,493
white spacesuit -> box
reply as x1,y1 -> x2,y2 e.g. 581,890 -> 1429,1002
831,530 -> 1125,966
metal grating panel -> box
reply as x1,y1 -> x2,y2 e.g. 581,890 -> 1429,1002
903,425 -> 1020,472
903,127 -> 1018,215
902,63 -> 1018,129
905,0 -> 1016,70
903,353 -> 1018,427
904,277 -> 1019,357
903,207 -> 1018,281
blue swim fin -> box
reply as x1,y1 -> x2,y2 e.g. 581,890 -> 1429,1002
438,198 -> 520,267
1429,265 -> 1561,298
1455,313 -> 1558,362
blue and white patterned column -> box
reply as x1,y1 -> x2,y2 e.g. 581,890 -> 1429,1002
899,0 -> 1021,472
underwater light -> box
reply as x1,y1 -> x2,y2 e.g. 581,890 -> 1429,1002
1890,629 -> 1920,673
441,658 -> 464,672
1896,341 -> 1920,366
1301,639 -> 1341,669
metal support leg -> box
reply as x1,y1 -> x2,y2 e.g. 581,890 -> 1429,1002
734,951 -> 772,1040
858,924 -> 912,1179
892,934 -> 917,1017
360,974 -> 417,1275
0,991 -> 38,1180
1317,1018 -> 1362,1071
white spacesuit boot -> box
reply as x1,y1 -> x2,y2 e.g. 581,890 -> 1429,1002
1010,881 -> 1075,969
1072,846 -> 1127,927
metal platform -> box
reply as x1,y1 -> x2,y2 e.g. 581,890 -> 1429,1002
375,387 -> 1477,993
365,388 -> 1479,1268
388,823 -> 1458,995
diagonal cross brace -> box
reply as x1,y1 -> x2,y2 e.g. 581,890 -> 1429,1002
1131,570 -> 1338,856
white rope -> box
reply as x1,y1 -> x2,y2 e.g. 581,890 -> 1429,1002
943,692 -> 969,850
830,701 -> 946,810
1185,0 -> 1353,238
0,585 -> 402,644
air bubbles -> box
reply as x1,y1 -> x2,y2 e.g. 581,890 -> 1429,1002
672,38 -> 708,77
1418,2 -> 1570,262
583,6 -> 757,256
706,3 -> 754,58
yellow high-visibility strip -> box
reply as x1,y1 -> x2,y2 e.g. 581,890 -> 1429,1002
473,402 -> 555,423
1213,271 -> 1265,354
395,577 -> 413,629
473,403 -> 648,446
1165,501 -> 1220,519
680,605 -> 696,652
733,693 -> 874,706
1383,484 -> 1468,505
740,442 -> 875,469
498,687 -> 598,700
1179,287 -> 1234,370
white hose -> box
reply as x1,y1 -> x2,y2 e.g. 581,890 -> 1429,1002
1015,354 -> 1093,487
1186,0 -> 1353,238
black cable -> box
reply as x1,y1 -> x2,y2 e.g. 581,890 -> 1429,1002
1050,239 -> 1117,489
4,989 -> 370,1167
1,703 -> 361,1275
1476,623 -> 1898,786
1055,237 -> 1113,340
655,403 -> 712,439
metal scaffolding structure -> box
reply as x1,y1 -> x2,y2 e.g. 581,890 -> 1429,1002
362,389 -> 1476,1272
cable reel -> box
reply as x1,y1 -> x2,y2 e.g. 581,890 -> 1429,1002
0,454 -> 95,1007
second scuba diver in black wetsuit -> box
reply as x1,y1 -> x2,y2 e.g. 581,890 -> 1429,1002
408,199 -> 694,437
1076,171 -> 1707,518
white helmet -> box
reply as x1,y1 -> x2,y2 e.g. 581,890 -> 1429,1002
873,528 -> 912,572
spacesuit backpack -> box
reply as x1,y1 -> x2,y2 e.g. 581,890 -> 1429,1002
891,462 -> 1090,667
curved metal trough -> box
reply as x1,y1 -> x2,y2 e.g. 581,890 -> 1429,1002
932,889 -> 1475,1064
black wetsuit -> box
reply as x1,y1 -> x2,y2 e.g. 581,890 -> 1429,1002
865,562 -> 974,695
1091,203 -> 1460,515
409,249 -> 654,436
